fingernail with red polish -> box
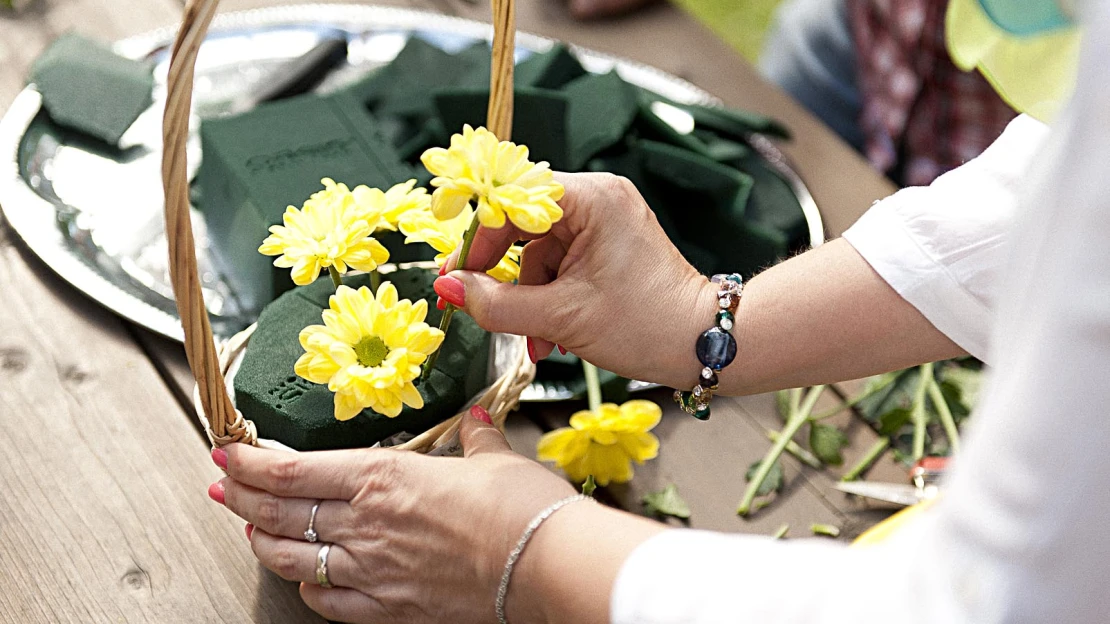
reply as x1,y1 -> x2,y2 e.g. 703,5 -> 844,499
207,481 -> 225,505
557,344 -> 567,355
434,276 -> 466,307
212,447 -> 228,470
470,405 -> 493,424
527,337 -> 538,364
438,263 -> 447,276
436,296 -> 446,311
245,523 -> 254,540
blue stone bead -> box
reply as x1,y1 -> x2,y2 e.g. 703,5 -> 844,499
696,327 -> 736,370
726,274 -> 743,284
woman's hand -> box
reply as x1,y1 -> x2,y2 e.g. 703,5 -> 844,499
211,409 -> 577,624
436,172 -> 718,390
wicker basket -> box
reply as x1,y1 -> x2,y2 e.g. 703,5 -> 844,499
162,0 -> 532,452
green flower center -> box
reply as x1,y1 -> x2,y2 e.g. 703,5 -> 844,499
354,336 -> 389,368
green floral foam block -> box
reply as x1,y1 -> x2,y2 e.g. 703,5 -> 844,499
234,268 -> 490,451
194,93 -> 412,311
29,33 -> 153,147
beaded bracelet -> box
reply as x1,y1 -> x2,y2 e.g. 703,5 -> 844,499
674,273 -> 742,420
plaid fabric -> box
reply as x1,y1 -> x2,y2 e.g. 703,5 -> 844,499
848,0 -> 1018,186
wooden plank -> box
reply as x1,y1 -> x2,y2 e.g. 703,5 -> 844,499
0,221 -> 322,622
435,0 -> 896,236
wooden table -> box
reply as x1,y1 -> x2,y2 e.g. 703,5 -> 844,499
0,1 -> 899,621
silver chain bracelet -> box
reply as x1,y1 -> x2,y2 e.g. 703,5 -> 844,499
495,494 -> 594,624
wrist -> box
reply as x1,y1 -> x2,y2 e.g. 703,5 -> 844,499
656,276 -> 720,390
506,503 -> 665,624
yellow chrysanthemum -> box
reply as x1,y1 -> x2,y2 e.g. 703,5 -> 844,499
352,179 -> 431,232
398,205 -> 523,283
421,125 -> 565,235
294,283 -> 445,420
259,178 -> 390,286
536,400 -> 662,485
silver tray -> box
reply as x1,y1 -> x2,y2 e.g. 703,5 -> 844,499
0,3 -> 822,400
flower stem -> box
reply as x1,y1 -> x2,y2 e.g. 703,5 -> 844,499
765,429 -> 823,470
583,361 -> 602,413
421,215 -> 482,381
911,362 -> 933,462
810,374 -> 898,421
927,375 -> 961,454
328,266 -> 344,290
738,385 -> 825,516
369,269 -> 381,295
841,438 -> 890,482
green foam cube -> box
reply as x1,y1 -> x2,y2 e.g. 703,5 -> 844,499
235,269 -> 490,451
194,92 -> 411,311
434,87 -> 569,169
29,33 -> 153,146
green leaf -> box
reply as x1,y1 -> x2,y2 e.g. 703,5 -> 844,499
642,484 -> 691,519
809,423 -> 849,466
745,459 -> 784,497
878,407 -> 913,436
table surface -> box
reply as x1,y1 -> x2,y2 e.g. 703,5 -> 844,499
0,1 -> 900,621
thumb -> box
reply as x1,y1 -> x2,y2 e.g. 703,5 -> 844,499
460,405 -> 512,458
434,272 -> 564,338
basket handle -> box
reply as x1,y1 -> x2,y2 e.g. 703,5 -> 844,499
161,0 -> 516,449
162,0 -> 256,447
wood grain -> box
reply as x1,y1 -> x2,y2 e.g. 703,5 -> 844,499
0,224 -> 322,622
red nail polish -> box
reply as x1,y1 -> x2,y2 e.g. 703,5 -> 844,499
207,481 -> 225,505
470,405 -> 493,424
527,337 -> 537,364
212,447 -> 228,470
434,276 -> 466,307
557,344 -> 567,355
438,263 -> 447,276
245,523 -> 254,540
436,296 -> 446,311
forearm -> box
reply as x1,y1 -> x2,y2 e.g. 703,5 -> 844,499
507,502 -> 666,624
699,238 -> 964,396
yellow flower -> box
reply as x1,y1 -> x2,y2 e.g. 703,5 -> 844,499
294,283 -> 444,420
259,178 -> 390,286
398,205 -> 523,283
536,400 -> 662,485
352,179 -> 431,232
487,245 -> 522,283
421,125 -> 565,234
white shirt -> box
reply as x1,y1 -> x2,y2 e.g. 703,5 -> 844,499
610,2 -> 1110,622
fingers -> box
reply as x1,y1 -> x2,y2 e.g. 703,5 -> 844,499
250,527 -> 356,587
222,479 -> 354,543
224,443 -> 376,500
518,237 -> 565,358
300,583 -> 383,624
460,406 -> 512,458
434,272 -> 567,338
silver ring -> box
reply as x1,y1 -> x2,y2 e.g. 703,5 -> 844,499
305,502 -> 321,543
316,544 -> 333,588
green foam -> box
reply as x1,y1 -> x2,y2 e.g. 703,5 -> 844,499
235,269 -> 490,451
434,87 -> 569,169
194,92 -> 410,311
563,71 -> 641,170
29,33 -> 153,146
515,44 -> 588,89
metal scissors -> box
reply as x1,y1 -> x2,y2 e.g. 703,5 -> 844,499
835,456 -> 949,506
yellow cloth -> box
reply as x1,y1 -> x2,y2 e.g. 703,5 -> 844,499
945,0 -> 1081,122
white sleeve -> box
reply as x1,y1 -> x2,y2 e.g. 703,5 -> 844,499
841,114 -> 1049,362
612,3 -> 1110,622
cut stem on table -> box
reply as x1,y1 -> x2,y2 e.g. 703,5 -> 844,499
738,385 -> 825,516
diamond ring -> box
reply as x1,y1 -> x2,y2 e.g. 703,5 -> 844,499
305,502 -> 321,543
316,544 -> 333,588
